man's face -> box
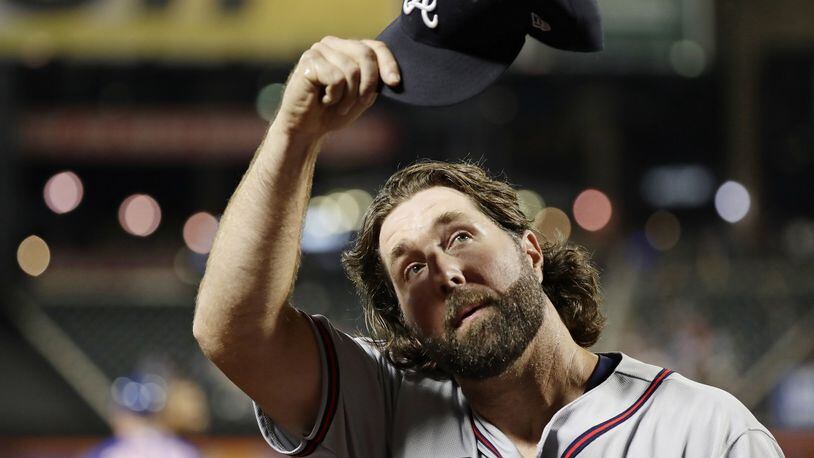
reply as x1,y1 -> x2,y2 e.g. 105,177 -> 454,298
378,186 -> 545,379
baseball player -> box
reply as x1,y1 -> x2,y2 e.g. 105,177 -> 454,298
192,36 -> 784,457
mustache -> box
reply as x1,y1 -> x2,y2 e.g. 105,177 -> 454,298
443,287 -> 500,327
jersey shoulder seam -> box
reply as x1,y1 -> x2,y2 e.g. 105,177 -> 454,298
612,353 -> 669,383
612,370 -> 653,383
719,427 -> 780,457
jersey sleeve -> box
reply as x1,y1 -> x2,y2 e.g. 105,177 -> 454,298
722,428 -> 785,458
254,314 -> 401,457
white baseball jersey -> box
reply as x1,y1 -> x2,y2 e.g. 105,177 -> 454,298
254,314 -> 784,457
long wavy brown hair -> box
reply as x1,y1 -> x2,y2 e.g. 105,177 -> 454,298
341,160 -> 606,373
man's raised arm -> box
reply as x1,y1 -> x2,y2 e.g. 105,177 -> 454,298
192,37 -> 400,437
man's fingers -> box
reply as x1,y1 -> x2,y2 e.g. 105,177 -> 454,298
292,37 -> 390,120
298,49 -> 321,85
361,39 -> 401,87
322,36 -> 382,98
313,41 -> 361,115
303,47 -> 347,105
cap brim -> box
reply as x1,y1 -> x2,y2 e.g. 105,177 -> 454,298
376,19 -> 523,107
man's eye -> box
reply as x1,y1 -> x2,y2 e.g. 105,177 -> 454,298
404,263 -> 423,279
451,232 -> 472,245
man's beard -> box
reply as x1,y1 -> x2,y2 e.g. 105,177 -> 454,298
417,267 -> 546,380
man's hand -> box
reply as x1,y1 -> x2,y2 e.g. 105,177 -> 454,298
273,36 -> 401,140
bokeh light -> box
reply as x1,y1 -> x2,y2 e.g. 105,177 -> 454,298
119,194 -> 162,237
346,189 -> 373,230
645,210 -> 682,251
301,196 -> 347,253
183,212 -> 219,254
43,171 -> 84,214
534,207 -> 571,241
306,189 -> 372,237
111,374 -> 167,413
307,195 -> 342,236
174,247 -> 207,285
669,40 -> 706,78
641,164 -> 714,208
17,235 -> 51,277
330,191 -> 361,233
256,83 -> 286,121
573,189 -> 612,232
517,189 -> 545,220
714,181 -> 751,223
301,189 -> 373,253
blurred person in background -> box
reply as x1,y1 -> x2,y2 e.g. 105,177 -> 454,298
193,37 -> 784,457
85,373 -> 207,458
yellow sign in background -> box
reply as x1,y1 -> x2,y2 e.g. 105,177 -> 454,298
0,0 -> 398,61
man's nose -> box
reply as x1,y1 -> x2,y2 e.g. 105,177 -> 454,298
428,252 -> 465,295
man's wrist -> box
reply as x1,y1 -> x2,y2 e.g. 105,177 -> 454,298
266,120 -> 325,158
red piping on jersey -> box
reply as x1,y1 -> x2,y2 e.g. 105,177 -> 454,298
470,410 -> 503,458
561,368 -> 673,458
295,318 -> 340,456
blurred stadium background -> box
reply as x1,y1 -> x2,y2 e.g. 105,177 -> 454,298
2,0 -> 814,456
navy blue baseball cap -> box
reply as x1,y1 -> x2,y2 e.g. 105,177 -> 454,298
377,0 -> 603,106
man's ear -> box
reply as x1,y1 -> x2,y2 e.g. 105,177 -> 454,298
520,230 -> 544,283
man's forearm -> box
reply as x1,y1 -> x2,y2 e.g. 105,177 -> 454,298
193,123 -> 322,354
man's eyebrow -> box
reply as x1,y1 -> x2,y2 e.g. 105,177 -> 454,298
387,211 -> 468,266
433,210 -> 467,227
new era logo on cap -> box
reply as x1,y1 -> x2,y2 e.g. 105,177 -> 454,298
531,13 -> 551,32
378,0 -> 604,106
